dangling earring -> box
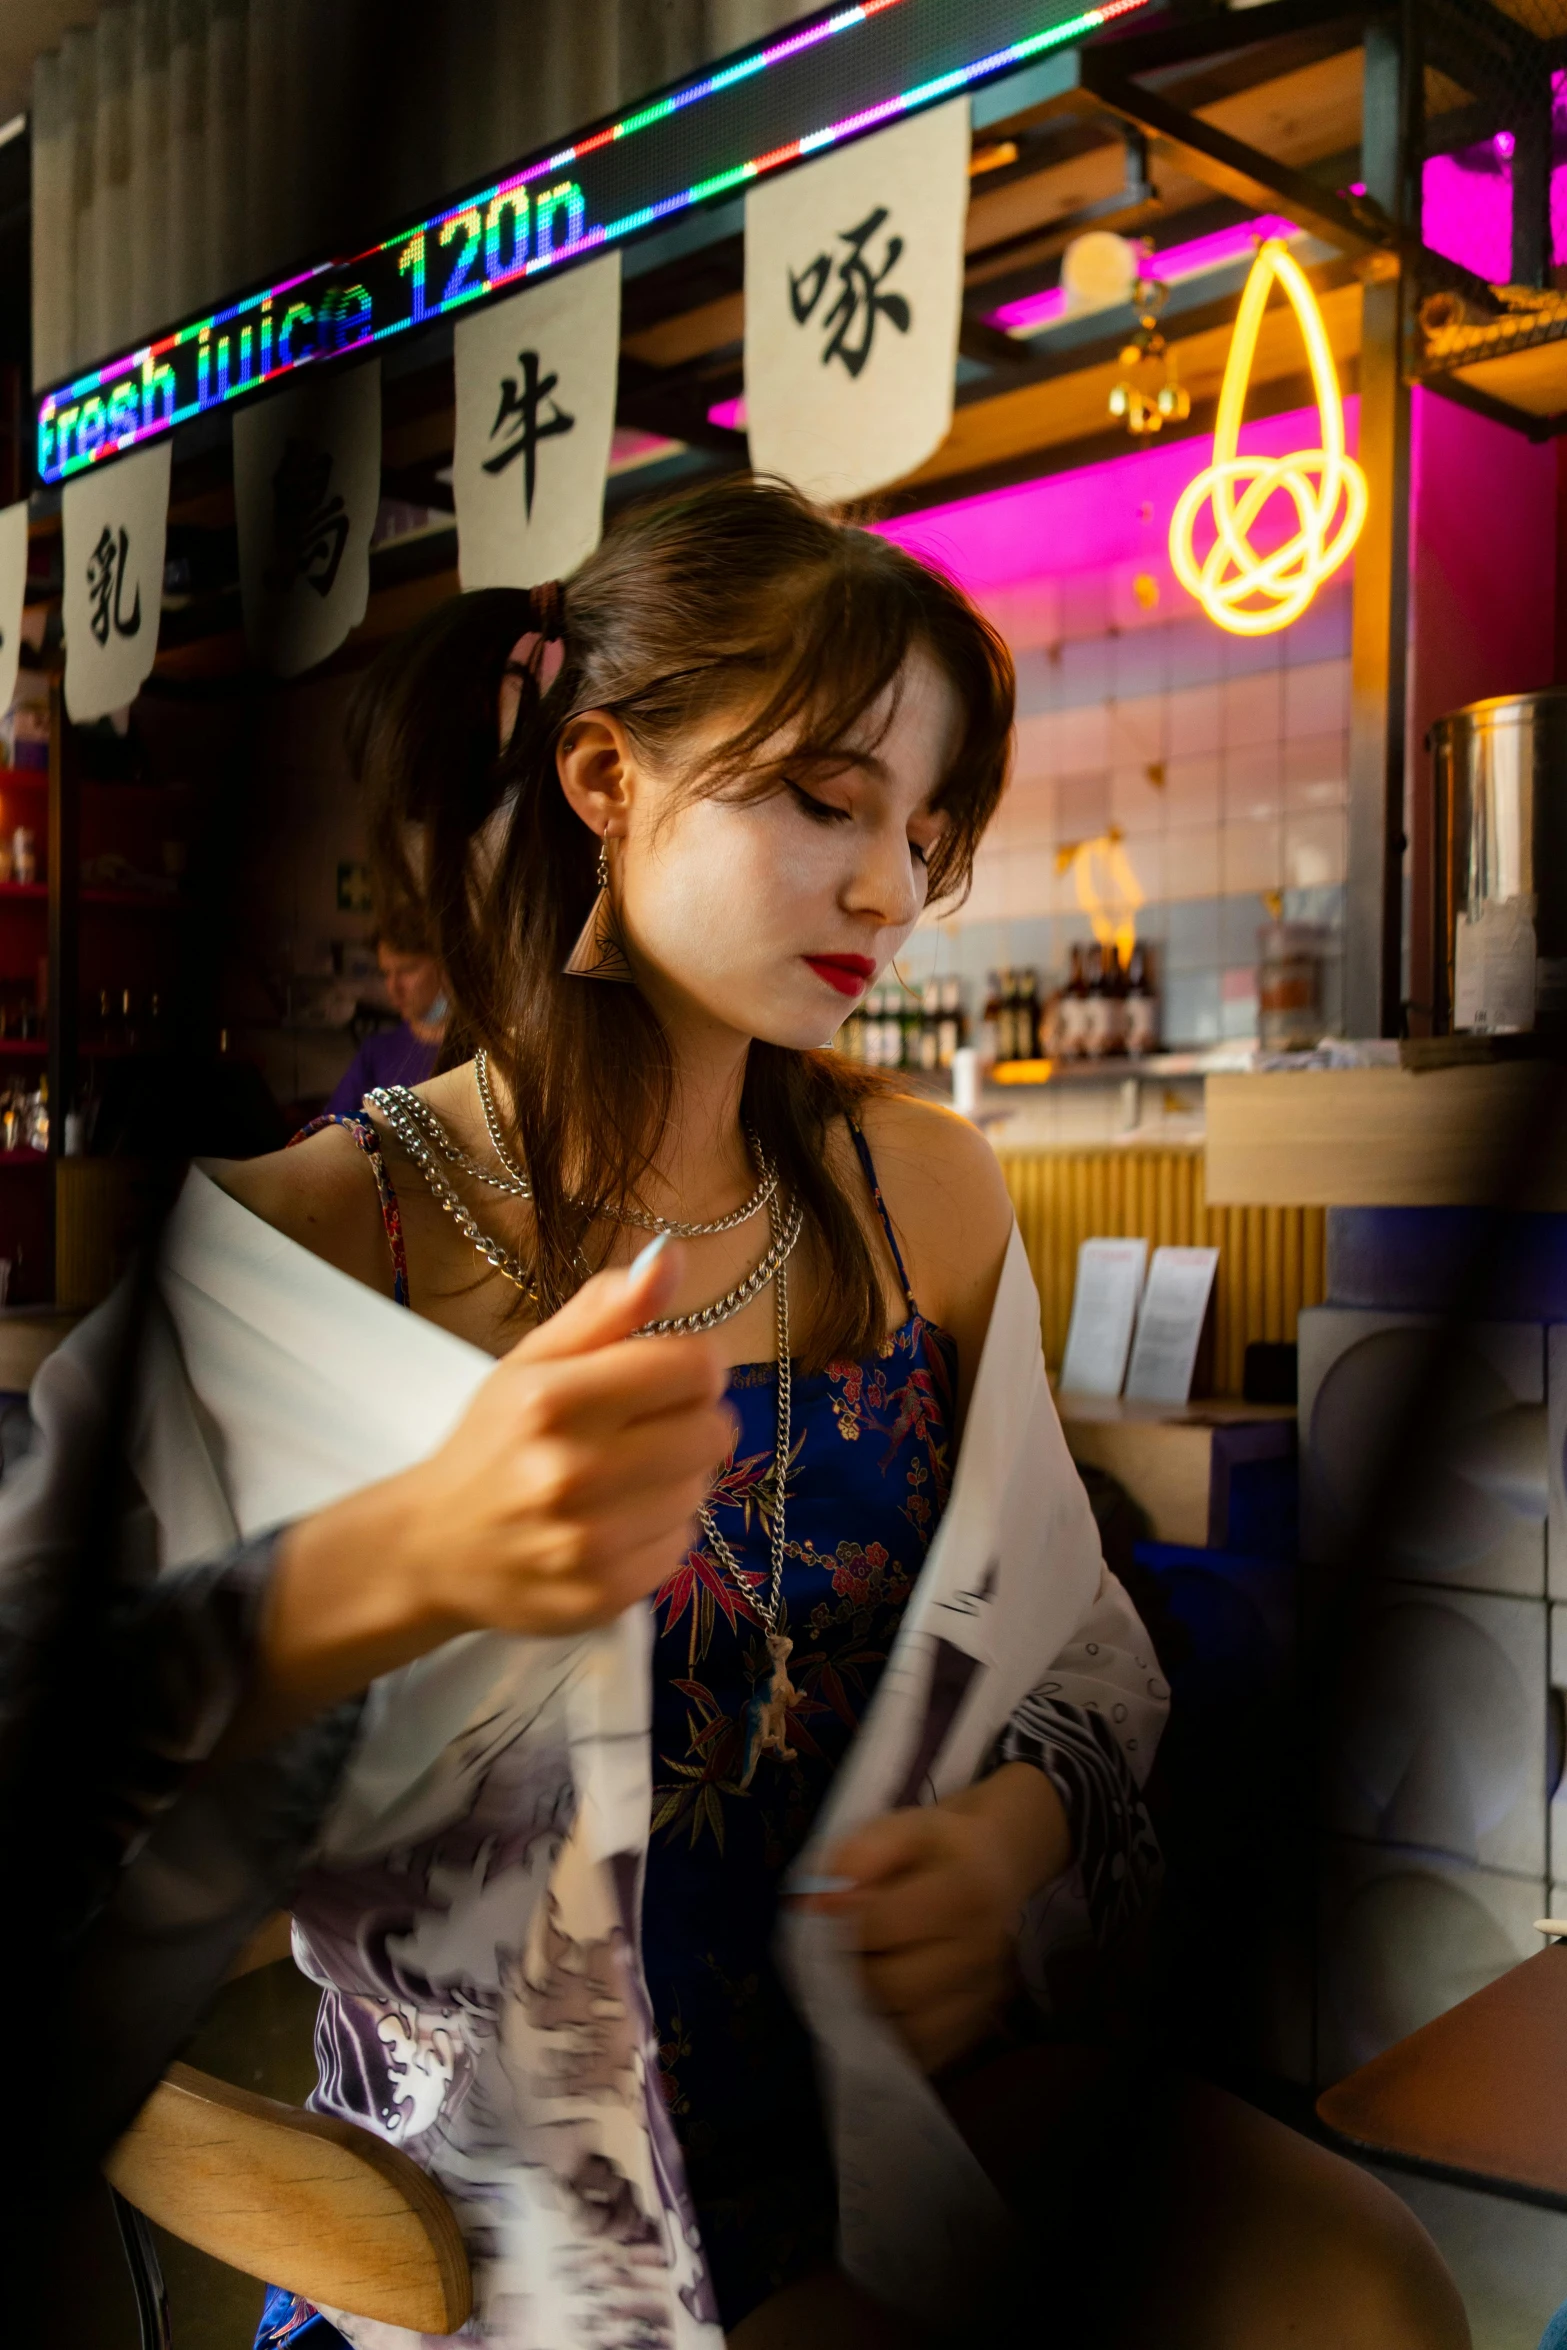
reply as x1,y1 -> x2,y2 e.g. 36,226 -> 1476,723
563,836 -> 636,982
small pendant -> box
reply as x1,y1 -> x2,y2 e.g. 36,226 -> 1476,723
738,1633 -> 799,1788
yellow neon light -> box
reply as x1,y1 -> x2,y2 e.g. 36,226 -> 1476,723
1169,238 -> 1367,636
1056,825 -> 1145,968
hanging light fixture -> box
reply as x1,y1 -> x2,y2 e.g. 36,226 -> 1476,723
1168,237 -> 1367,635
1108,273 -> 1190,437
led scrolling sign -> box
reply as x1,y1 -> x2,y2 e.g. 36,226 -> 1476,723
37,0 -> 1150,488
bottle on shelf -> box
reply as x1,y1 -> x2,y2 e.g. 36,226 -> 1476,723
1058,945 -> 1090,1061
1015,968 -> 1041,1061
1084,942 -> 1127,1059
979,971 -> 1003,1066
11,828 -> 36,887
936,975 -> 963,1069
1124,943 -> 1159,1058
994,969 -> 1016,1063
918,979 -> 941,1071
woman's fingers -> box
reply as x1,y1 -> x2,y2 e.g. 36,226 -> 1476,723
510,1235 -> 684,1362
503,1329 -> 728,1435
819,1805 -> 942,1898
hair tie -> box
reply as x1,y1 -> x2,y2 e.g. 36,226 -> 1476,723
529,579 -> 564,642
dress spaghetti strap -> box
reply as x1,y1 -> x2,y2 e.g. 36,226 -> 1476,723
846,1119 -> 918,1317
290,1110 -> 410,1308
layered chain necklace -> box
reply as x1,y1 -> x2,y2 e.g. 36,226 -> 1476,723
365,1070 -> 803,1755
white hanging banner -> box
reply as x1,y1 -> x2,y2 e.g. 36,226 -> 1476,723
0,501 -> 28,724
234,361 -> 381,679
743,99 -> 971,505
453,249 -> 622,590
62,441 -> 171,722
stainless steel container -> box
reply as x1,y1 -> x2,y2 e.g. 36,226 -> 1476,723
1432,688 -> 1567,1034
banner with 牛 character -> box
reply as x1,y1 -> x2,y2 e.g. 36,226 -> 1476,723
62,440 -> 171,722
743,99 -> 970,504
452,250 -> 621,590
234,362 -> 382,679
0,501 -> 28,725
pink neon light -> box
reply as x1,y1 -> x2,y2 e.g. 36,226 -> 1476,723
1421,70 -> 1567,282
991,212 -> 1299,334
708,394 -> 748,431
871,396 -> 1359,596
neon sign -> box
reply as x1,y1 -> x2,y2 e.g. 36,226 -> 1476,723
1168,237 -> 1366,636
36,0 -> 1149,488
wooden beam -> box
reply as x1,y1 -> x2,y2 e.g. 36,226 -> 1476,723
1205,1064 -> 1567,1208
898,278 -> 1362,492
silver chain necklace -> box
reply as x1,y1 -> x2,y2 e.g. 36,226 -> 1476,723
696,1189 -> 793,1638
367,1084 -> 804,1336
474,1048 -> 778,1238
368,1079 -> 801,1767
367,1087 -> 542,1297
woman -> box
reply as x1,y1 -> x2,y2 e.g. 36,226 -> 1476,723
195,478 -> 1462,2350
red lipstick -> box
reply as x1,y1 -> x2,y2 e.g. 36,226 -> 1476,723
804,953 -> 875,998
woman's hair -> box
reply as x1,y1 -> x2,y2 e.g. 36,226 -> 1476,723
349,474 -> 1013,1363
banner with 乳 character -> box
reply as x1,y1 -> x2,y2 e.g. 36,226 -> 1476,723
743,99 -> 971,506
0,501 -> 28,726
62,440 -> 171,722
453,250 -> 622,590
234,362 -> 382,679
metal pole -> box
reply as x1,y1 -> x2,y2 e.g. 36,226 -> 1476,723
1344,9 -> 1417,1038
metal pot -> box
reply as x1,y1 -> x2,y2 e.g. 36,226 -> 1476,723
1431,688 -> 1567,1035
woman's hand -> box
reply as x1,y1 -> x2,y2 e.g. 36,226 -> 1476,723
803,1764 -> 1074,2074
247,1241 -> 733,1735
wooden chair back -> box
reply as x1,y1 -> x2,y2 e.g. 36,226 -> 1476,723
105,1919 -> 471,2335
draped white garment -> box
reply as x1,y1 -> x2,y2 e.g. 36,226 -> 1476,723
77,1166 -> 1167,2347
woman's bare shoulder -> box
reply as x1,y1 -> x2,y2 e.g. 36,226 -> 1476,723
206,1124 -> 394,1296
848,1087 -> 1014,1347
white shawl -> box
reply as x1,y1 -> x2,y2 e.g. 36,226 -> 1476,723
98,1167 -> 1165,2344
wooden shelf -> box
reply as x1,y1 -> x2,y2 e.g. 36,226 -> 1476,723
0,1149 -> 49,1169
0,882 -> 46,901
1205,1064 -> 1567,1209
0,1040 -> 47,1059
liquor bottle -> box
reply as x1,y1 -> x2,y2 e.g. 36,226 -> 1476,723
859,985 -> 880,1067
1000,963 -> 1024,1066
1083,946 -> 1108,1058
875,985 -> 898,1069
1058,945 -> 1090,1061
900,984 -> 922,1071
1016,968 -> 1040,1060
882,984 -> 904,1069
1105,941 -> 1129,1056
937,976 -> 962,1068
979,972 -> 1002,1066
911,982 -> 939,1076
1124,944 -> 1159,1058
1038,969 -> 1063,1060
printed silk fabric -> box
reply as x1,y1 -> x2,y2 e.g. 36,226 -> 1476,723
116,1168 -> 1167,2348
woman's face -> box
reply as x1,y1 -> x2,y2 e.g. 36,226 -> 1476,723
566,649 -> 961,1051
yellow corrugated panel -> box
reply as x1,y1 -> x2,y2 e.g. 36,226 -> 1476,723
996,1144 -> 1326,1393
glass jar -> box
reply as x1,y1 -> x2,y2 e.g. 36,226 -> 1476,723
1257,920 -> 1327,1051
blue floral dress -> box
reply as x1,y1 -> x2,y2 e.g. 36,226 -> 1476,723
254,1118 -> 1159,2348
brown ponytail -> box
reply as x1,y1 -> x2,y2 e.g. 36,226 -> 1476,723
349,474 -> 1013,1363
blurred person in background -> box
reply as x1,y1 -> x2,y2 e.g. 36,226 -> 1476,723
327,903 -> 449,1112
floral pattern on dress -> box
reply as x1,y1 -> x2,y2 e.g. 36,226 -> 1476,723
639,1311 -> 958,2330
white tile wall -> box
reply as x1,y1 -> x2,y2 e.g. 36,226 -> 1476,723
944,590 -> 1353,1045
